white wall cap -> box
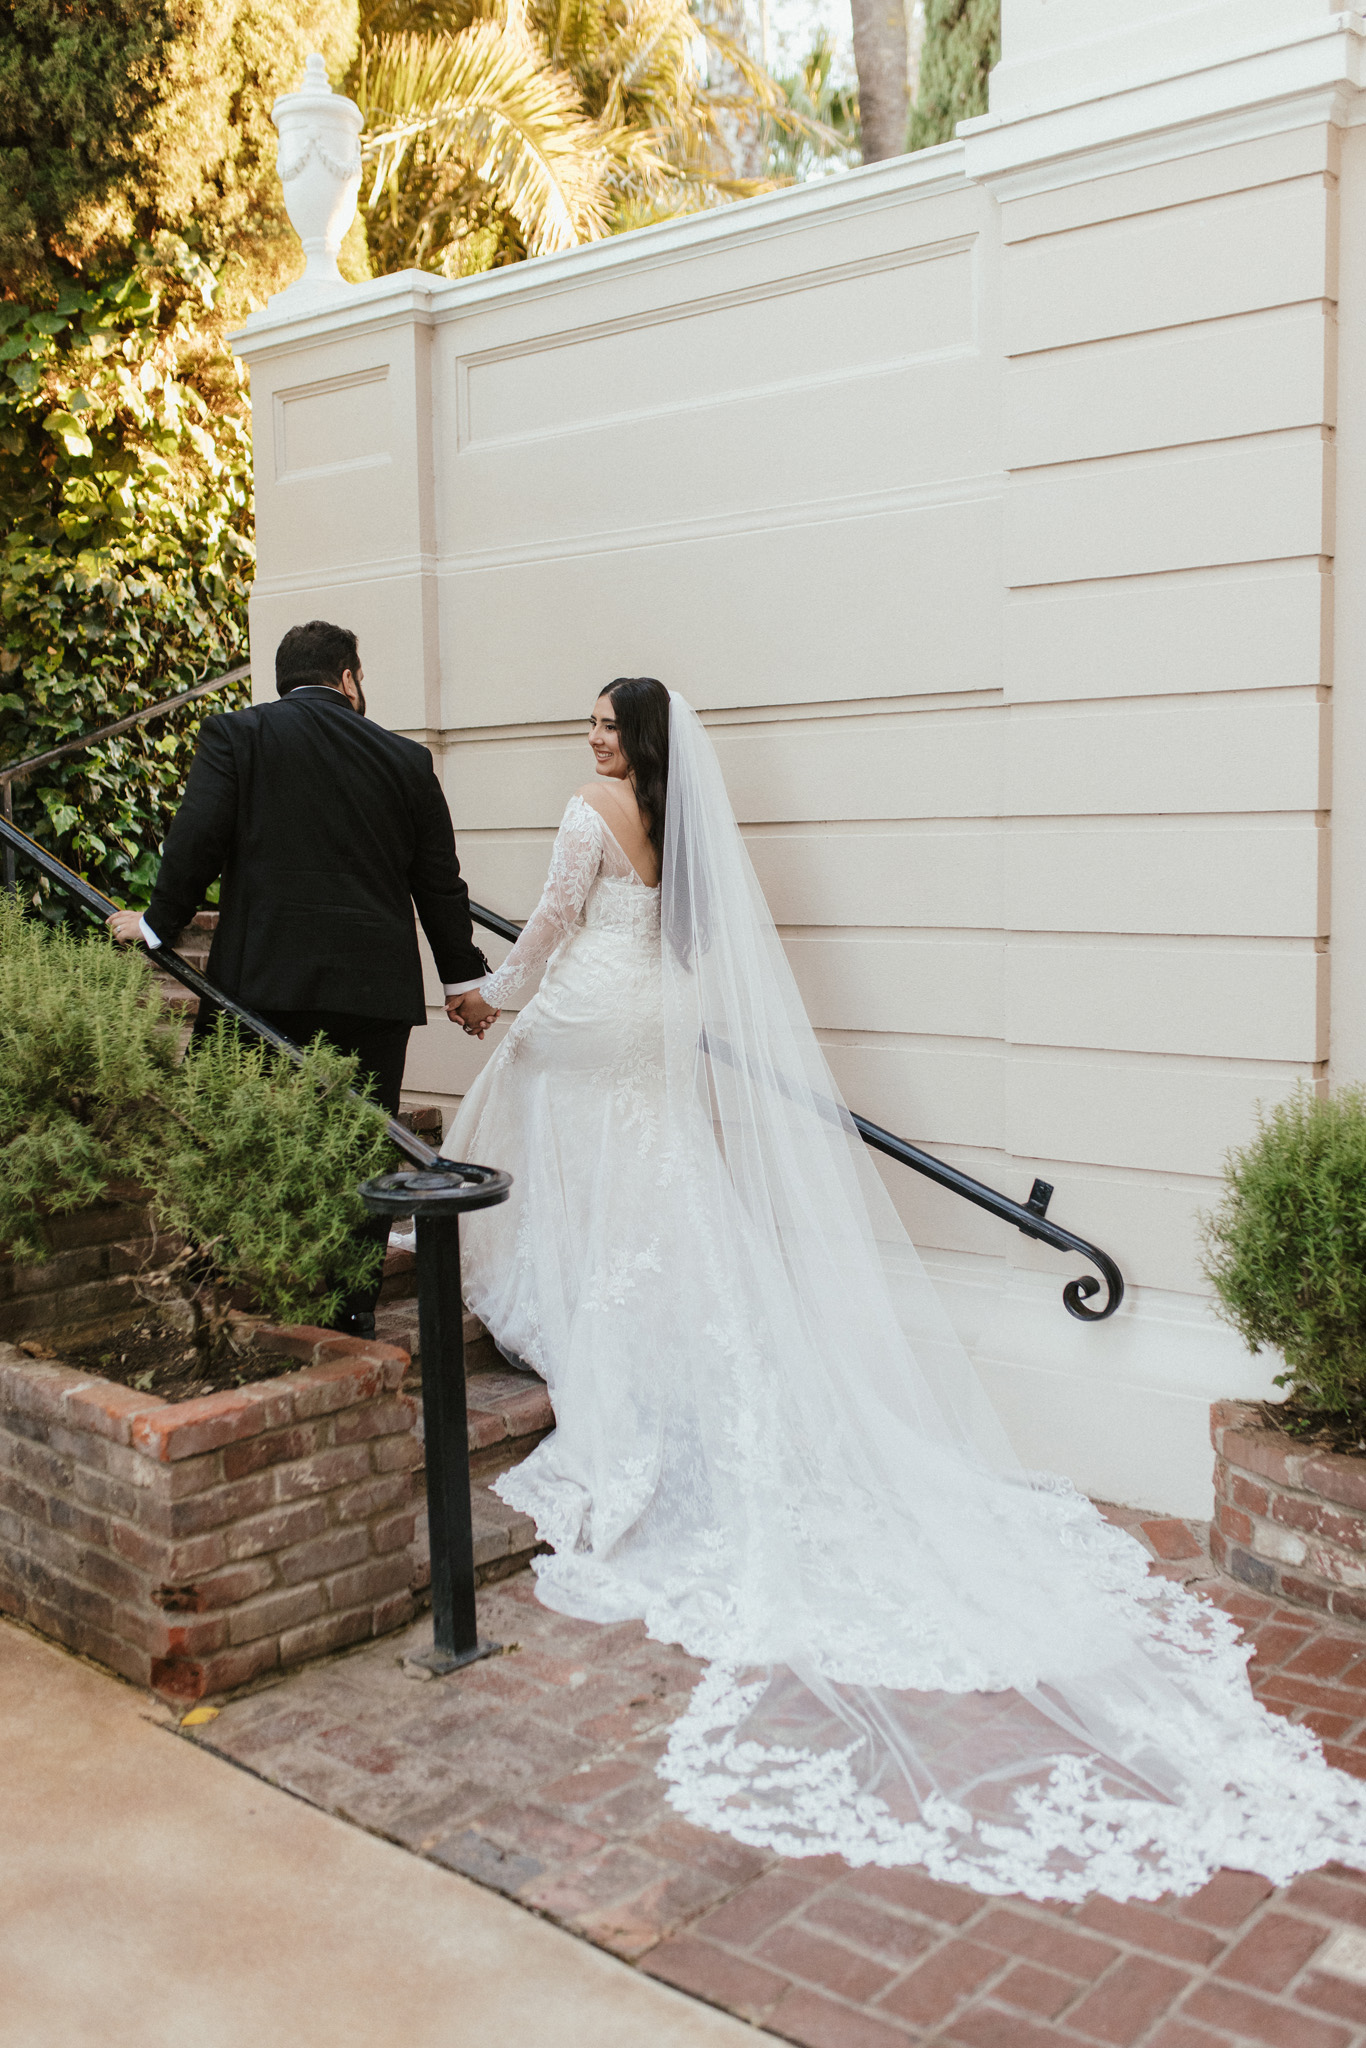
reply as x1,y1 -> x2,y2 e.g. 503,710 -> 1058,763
233,268 -> 441,359
992,1 -> 1359,116
965,13 -> 1366,189
231,144 -> 967,361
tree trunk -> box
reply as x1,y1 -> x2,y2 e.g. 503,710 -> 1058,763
850,0 -> 909,162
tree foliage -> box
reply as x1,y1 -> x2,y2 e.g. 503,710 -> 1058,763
1202,1086 -> 1366,1429
0,0 -> 818,907
908,0 -> 998,152
765,33 -> 858,182
0,250 -> 253,910
359,17 -> 610,269
356,0 -> 826,275
0,2 -> 175,297
0,897 -> 392,1325
531,0 -> 793,224
0,1 -> 363,313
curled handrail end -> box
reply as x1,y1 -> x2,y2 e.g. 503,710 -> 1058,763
1062,1266 -> 1124,1323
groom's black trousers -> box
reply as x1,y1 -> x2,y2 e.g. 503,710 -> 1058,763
193,1000 -> 411,1319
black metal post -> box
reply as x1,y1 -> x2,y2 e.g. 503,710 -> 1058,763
360,1165 -> 512,1676
417,1211 -> 481,1667
2,781 -> 13,897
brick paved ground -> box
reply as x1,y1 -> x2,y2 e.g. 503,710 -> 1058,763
188,1503 -> 1366,2047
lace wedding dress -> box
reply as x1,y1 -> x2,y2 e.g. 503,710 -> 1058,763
450,697 -> 1366,1902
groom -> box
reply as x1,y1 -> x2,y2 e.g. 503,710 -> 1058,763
108,618 -> 497,1333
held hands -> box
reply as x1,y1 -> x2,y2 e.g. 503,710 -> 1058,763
446,990 -> 499,1038
106,910 -> 145,944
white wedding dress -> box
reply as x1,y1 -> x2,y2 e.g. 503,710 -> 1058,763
450,695 -> 1366,1902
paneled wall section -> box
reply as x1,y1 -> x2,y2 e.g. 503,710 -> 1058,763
237,74 -> 1350,1512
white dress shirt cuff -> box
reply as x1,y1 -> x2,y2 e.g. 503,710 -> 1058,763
442,977 -> 485,996
139,916 -> 162,950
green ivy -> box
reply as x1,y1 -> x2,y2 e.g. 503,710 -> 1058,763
0,239 -> 253,912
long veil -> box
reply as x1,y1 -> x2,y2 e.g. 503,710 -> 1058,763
649,691 -> 1366,1898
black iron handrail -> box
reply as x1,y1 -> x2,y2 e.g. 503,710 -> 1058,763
851,1117 -> 1123,1322
467,898 -> 1124,1323
0,812 -> 446,1175
0,661 -> 252,894
0,643 -> 1124,1325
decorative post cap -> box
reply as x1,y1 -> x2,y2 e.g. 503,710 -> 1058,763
269,52 -> 364,309
295,51 -> 335,97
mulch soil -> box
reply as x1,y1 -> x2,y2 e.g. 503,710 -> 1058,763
1256,1399 -> 1366,1459
31,1313 -> 290,1404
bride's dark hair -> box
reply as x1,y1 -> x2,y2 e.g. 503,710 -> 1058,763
604,676 -> 671,863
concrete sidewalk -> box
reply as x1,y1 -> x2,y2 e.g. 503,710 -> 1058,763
0,1616 -> 754,2048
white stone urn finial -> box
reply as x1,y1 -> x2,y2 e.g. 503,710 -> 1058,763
270,52 -> 363,306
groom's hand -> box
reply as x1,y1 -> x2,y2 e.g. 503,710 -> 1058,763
447,990 -> 498,1038
106,910 -> 145,944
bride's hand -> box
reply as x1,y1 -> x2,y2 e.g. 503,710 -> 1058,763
447,990 -> 499,1037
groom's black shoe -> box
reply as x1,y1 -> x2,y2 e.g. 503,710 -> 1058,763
328,1309 -> 377,1340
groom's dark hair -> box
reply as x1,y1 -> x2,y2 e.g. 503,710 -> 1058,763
275,620 -> 360,696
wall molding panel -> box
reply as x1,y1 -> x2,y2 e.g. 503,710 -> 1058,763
234,0 -> 1366,1515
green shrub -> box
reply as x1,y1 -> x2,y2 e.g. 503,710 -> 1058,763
0,891 -> 175,1255
0,900 -> 394,1324
157,1016 -> 394,1329
1202,1084 -> 1366,1426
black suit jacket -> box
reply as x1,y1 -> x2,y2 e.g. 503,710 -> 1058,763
145,687 -> 487,1025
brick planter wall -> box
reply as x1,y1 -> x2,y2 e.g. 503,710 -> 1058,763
0,1327 -> 424,1702
1212,1398 -> 1366,1624
0,1189 -> 165,1347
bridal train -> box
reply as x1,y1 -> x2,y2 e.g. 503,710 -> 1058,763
449,688 -> 1366,1902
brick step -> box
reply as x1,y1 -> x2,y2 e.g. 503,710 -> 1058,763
413,1439 -> 549,1595
148,910 -> 217,1017
376,1259 -> 552,1590
375,1278 -> 503,1377
408,1375 -> 551,1591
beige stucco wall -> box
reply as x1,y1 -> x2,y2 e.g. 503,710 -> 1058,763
234,0 -> 1366,1515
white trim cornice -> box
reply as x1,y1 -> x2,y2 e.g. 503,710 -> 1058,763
964,18 -> 1366,192
231,146 -> 970,362
232,270 -> 441,362
231,18 -> 1366,367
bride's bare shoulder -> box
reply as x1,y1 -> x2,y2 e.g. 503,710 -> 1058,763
575,782 -> 639,829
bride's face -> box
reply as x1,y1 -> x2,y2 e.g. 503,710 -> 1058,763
589,695 -> 631,780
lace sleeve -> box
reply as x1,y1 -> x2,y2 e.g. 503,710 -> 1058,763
480,797 -> 604,1007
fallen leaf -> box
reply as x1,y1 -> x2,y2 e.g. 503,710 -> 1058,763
180,1706 -> 219,1726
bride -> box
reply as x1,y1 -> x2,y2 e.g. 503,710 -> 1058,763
450,677 -> 1366,1901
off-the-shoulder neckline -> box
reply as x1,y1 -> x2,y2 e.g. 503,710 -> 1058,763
567,792 -> 660,890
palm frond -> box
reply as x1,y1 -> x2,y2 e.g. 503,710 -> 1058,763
359,25 -> 611,263
351,0 -> 838,274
